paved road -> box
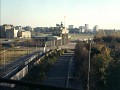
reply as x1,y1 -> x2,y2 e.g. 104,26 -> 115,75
0,51 -> 42,78
43,51 -> 74,87
43,51 -> 83,90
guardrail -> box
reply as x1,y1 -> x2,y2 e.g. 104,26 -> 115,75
0,78 -> 79,90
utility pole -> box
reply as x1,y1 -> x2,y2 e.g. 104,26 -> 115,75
87,42 -> 91,90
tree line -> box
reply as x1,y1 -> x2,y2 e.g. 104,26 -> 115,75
74,35 -> 120,90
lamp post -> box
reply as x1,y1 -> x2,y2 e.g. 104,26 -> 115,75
87,42 -> 91,90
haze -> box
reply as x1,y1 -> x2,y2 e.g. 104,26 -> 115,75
1,0 -> 120,29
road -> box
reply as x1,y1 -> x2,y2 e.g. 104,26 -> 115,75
43,50 -> 83,90
0,50 -> 42,78
43,51 -> 73,87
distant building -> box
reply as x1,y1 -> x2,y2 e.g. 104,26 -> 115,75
103,29 -> 115,35
34,27 -> 50,33
0,24 -> 14,38
23,26 -> 33,32
84,24 -> 89,32
15,26 -> 22,30
78,24 -> 89,33
100,29 -> 120,35
6,28 -> 18,38
79,26 -> 85,33
68,25 -> 74,29
17,30 -> 31,38
32,22 -> 70,47
52,22 -> 69,45
34,27 -> 42,33
93,25 -> 99,34
32,35 -> 62,47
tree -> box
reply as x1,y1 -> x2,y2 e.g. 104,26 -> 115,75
74,42 -> 89,89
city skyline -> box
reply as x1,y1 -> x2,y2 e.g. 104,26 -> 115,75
1,0 -> 120,29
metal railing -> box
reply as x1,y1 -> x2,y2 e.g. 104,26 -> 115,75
0,78 -> 79,90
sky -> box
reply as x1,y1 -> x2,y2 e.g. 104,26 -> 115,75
1,0 -> 120,29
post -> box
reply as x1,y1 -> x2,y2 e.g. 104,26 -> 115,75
87,43 -> 91,90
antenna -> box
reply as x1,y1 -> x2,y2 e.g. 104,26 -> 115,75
64,16 -> 65,27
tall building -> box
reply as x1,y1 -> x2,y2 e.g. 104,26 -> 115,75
93,25 -> 99,34
84,24 -> 89,32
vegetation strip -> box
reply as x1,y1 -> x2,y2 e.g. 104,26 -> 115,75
74,34 -> 120,90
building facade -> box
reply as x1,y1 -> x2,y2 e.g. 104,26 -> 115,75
93,25 -> 99,34
68,25 -> 74,29
85,24 -> 89,32
17,30 -> 31,38
6,28 -> 18,38
0,24 -> 14,38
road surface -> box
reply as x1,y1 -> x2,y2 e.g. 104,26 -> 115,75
0,51 -> 42,78
43,51 -> 73,87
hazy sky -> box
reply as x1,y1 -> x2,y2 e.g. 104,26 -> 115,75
1,0 -> 120,29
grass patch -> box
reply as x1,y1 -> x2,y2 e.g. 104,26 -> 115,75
0,47 -> 38,65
